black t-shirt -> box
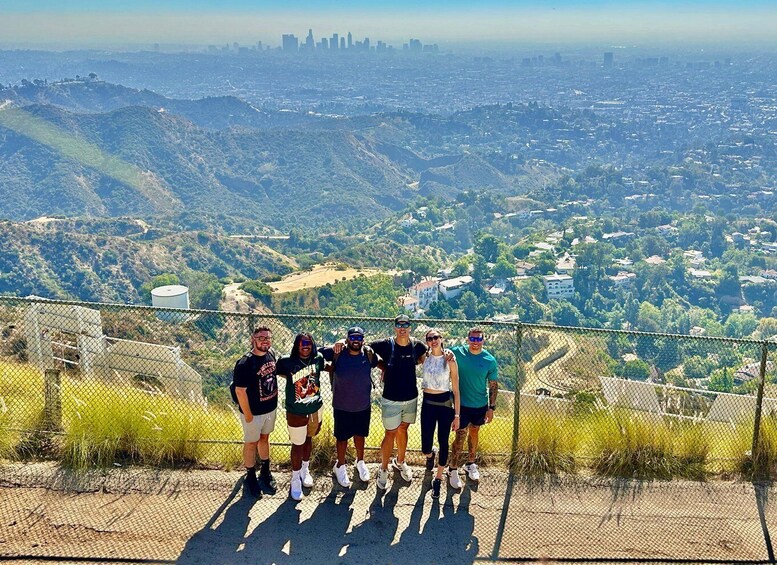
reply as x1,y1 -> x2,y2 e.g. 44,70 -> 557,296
276,353 -> 325,415
232,350 -> 278,416
370,338 -> 427,402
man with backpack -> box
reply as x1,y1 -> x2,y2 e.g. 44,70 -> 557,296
320,326 -> 379,487
231,326 -> 278,498
369,314 -> 428,490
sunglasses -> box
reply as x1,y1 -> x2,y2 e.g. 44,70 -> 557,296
300,340 -> 313,347
426,335 -> 441,342
468,336 -> 484,343
348,335 -> 364,342
395,322 -> 411,329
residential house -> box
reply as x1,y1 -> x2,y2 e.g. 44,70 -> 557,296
439,275 -> 474,299
543,273 -> 574,299
409,279 -> 439,309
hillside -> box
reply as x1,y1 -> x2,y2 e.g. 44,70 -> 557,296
0,219 -> 294,302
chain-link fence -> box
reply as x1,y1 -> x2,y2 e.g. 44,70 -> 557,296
2,296 -> 777,563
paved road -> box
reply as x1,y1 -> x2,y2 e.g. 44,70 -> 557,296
0,462 -> 773,564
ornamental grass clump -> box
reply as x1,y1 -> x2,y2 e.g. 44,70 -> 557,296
61,376 -> 237,468
0,363 -> 44,459
510,407 -> 576,475
585,408 -> 708,480
734,415 -> 777,479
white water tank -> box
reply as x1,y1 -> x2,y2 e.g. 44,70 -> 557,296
151,285 -> 190,322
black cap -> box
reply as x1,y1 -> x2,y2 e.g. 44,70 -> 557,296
347,326 -> 365,337
394,314 -> 411,324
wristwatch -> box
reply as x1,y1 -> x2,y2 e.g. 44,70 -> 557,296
488,404 -> 496,411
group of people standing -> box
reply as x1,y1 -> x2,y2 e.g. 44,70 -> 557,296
231,314 -> 499,501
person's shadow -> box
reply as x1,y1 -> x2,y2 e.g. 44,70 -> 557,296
179,472 -> 365,564
339,479 -> 403,562
243,483 -> 358,563
385,474 -> 479,564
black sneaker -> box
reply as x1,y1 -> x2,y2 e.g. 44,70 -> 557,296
431,478 -> 441,499
425,446 -> 437,472
245,472 -> 262,498
259,471 -> 277,495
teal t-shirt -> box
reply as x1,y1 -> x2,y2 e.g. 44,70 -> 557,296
451,345 -> 498,408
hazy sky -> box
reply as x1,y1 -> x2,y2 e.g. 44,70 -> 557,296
1,1 -> 776,48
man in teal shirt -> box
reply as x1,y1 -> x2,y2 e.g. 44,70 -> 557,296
448,326 -> 498,489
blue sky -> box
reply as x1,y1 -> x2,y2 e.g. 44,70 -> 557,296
1,1 -> 775,48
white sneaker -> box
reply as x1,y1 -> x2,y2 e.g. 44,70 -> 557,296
290,473 -> 303,501
356,460 -> 370,482
301,461 -> 314,488
390,457 -> 413,482
333,463 -> 351,488
377,467 -> 389,490
464,462 -> 480,481
448,468 -> 462,490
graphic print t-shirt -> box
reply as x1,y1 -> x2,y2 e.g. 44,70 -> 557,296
232,351 -> 278,415
276,353 -> 325,415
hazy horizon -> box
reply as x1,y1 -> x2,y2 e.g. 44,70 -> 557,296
1,1 -> 777,50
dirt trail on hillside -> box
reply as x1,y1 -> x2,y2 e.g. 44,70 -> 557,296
0,462 -> 773,564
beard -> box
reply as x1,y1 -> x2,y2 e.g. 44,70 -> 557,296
347,341 -> 363,352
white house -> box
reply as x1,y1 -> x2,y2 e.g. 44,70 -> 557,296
409,279 -> 439,309
439,275 -> 474,299
543,273 -> 574,299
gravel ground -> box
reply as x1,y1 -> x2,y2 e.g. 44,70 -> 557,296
0,462 -> 774,564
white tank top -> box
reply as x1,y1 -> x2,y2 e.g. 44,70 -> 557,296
422,353 -> 450,391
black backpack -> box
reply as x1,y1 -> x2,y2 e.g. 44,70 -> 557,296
229,348 -> 277,404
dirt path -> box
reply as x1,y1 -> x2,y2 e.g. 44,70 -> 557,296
0,462 -> 773,564
521,331 -> 577,395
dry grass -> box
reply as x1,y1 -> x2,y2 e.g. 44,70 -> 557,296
267,263 -> 392,294
2,359 -> 774,479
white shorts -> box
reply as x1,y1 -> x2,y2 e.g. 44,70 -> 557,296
239,410 -> 277,443
287,409 -> 322,446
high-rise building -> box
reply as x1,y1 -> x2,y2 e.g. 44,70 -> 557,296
282,34 -> 299,52
305,29 -> 315,51
604,52 -> 614,68
331,33 -> 339,50
340,37 -> 345,50
347,32 -> 353,49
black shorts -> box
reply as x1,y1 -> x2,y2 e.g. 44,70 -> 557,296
333,407 -> 371,441
460,405 -> 488,428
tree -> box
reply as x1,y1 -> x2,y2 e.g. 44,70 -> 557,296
492,258 -> 517,279
549,300 -> 583,327
619,359 -> 651,381
723,312 -> 758,338
475,233 -> 500,263
716,265 -> 741,298
683,355 -> 715,381
709,368 -> 734,393
458,291 -> 479,319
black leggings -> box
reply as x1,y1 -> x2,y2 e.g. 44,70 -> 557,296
421,391 -> 455,467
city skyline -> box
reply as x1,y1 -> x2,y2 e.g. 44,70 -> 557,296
1,2 -> 776,49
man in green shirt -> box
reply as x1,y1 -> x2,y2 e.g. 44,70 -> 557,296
448,326 -> 498,489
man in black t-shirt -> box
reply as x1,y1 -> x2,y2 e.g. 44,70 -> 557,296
369,314 -> 428,490
233,326 -> 278,497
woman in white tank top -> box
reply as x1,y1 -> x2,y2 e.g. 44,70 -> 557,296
420,329 -> 460,499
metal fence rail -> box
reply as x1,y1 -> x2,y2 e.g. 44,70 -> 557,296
2,295 -> 777,563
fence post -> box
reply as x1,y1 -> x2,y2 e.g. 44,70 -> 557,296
248,313 -> 256,334
43,368 -> 62,430
751,341 -> 769,475
510,323 -> 524,470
